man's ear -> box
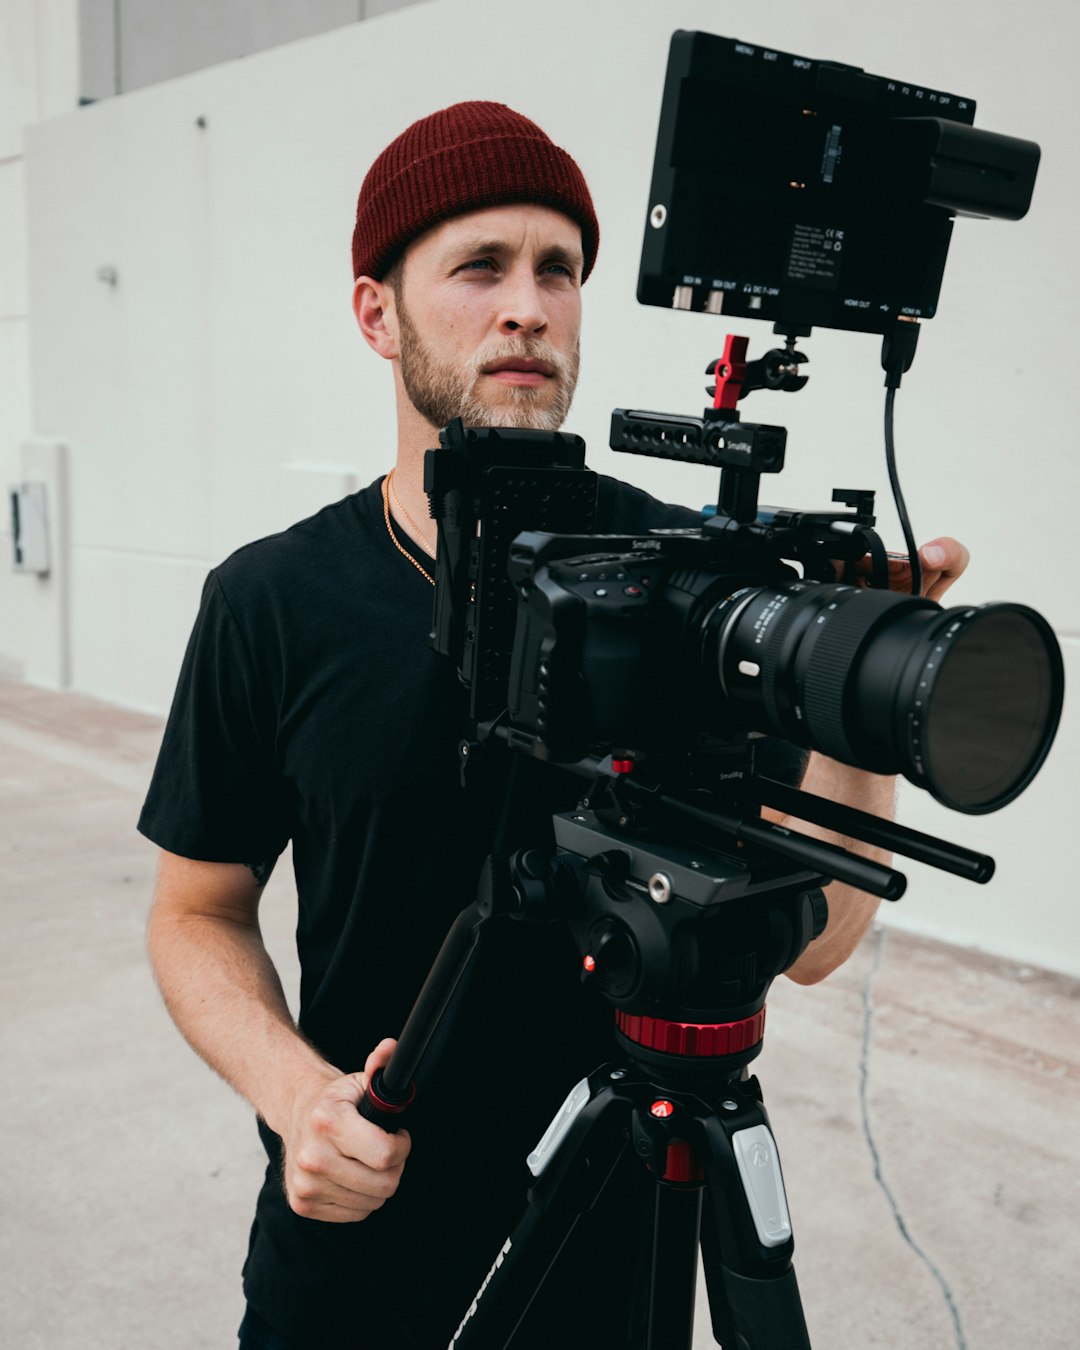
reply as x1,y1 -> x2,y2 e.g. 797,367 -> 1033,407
352,276 -> 399,360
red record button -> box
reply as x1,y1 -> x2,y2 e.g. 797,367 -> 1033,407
650,1099 -> 675,1119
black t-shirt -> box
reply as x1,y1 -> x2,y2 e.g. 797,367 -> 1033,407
139,475 -> 805,1348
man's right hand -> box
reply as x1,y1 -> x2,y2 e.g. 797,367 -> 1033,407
283,1038 -> 412,1222
146,855 -> 411,1224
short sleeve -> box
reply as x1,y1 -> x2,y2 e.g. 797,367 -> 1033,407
138,571 -> 291,863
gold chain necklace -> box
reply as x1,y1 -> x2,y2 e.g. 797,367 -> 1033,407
382,471 -> 435,586
388,469 -> 437,556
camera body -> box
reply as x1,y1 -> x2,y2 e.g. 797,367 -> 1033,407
505,526 -> 791,765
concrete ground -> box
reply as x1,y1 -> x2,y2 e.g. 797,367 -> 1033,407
1,676 -> 1077,1350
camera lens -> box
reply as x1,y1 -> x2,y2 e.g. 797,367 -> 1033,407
709,582 -> 1064,813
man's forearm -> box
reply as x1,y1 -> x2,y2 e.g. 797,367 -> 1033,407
774,752 -> 896,984
147,907 -> 336,1136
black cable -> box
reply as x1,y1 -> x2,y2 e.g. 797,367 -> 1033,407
860,525 -> 891,591
880,323 -> 923,598
884,387 -> 922,598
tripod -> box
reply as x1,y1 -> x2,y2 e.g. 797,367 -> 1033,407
358,758 -> 992,1348
447,1030 -> 804,1349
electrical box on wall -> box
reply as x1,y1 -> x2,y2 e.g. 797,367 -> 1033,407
10,481 -> 51,575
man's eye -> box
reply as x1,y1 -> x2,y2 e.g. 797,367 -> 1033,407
461,258 -> 494,272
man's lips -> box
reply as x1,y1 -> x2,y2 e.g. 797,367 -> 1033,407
482,358 -> 555,386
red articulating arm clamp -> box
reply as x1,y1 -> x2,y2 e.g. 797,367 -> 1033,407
706,334 -> 750,411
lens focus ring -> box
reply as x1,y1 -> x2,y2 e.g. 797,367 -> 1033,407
799,591 -> 892,764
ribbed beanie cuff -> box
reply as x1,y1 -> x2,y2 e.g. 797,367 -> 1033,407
351,102 -> 599,282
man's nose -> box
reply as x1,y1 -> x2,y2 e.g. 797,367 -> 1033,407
496,272 -> 548,335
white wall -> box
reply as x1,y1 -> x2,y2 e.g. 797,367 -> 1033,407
12,0 -> 1080,973
77,0 -> 420,102
0,0 -> 80,678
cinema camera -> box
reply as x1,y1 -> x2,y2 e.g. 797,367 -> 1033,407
427,30 -> 1061,816
363,32 -> 1065,1350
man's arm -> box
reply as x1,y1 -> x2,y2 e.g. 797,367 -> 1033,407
146,850 -> 410,1221
774,536 -> 972,985
768,756 -> 896,985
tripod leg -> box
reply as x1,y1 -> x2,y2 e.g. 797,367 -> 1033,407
450,1073 -> 631,1349
449,1188 -> 607,1348
697,1082 -> 811,1350
646,1182 -> 703,1350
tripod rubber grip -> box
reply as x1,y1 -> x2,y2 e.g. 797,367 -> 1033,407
720,1263 -> 811,1350
356,1068 -> 415,1135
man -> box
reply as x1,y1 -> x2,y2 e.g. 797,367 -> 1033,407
141,103 -> 967,1348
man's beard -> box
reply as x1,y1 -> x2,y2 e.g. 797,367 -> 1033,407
396,295 -> 580,432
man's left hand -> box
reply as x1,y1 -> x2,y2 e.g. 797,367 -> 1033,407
846,536 -> 971,602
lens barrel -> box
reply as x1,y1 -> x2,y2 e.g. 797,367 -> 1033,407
709,581 -> 1064,813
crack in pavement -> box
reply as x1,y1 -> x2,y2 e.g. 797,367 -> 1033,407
859,925 -> 967,1350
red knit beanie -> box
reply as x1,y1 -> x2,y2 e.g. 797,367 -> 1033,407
351,101 -> 599,283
